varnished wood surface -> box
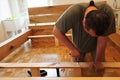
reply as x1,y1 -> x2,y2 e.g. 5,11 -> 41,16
0,77 -> 120,80
109,33 -> 120,49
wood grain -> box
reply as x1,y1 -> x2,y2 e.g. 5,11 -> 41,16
0,30 -> 31,61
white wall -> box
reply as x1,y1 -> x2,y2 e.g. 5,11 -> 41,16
52,0 -> 107,5
0,0 -> 11,42
8,0 -> 29,19
0,0 -> 29,43
27,0 -> 119,8
107,0 -> 120,8
28,0 -> 52,7
52,0 -> 119,8
8,0 -> 20,18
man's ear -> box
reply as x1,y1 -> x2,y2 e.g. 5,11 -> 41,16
82,18 -> 86,28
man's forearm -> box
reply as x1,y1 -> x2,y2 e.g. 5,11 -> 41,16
53,27 -> 76,50
95,36 -> 108,62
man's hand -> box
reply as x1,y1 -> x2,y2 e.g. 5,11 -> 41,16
69,48 -> 80,58
90,62 -> 104,72
53,27 -> 80,58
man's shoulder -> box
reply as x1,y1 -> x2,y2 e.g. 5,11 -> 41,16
96,1 -> 112,10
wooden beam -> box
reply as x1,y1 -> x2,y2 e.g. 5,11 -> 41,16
0,62 -> 119,77
0,30 -> 31,61
29,23 -> 55,29
28,35 -> 54,38
0,77 -> 120,80
28,34 -> 72,39
28,4 -> 71,15
0,62 -> 120,69
28,4 -> 72,24
29,14 -> 60,23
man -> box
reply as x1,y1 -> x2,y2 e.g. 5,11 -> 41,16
53,1 -> 116,76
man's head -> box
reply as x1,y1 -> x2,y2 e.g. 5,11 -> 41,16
83,1 -> 110,37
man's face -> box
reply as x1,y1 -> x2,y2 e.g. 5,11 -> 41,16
83,19 -> 98,37
83,6 -> 98,37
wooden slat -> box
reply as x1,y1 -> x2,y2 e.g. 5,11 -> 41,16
28,35 -> 54,38
0,62 -> 120,69
29,25 -> 54,29
28,4 -> 72,24
29,22 -> 55,29
28,34 -> 70,46
0,77 -> 120,80
28,34 -> 72,39
0,30 -> 31,61
30,14 -> 60,23
28,4 -> 71,15
29,23 -> 54,35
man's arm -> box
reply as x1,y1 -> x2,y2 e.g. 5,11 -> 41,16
96,36 -> 108,62
53,26 -> 80,58
93,36 -> 108,72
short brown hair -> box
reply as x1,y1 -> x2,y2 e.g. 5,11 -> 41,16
85,10 -> 110,36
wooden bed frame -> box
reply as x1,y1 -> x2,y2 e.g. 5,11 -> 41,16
0,29 -> 120,77
0,2 -> 120,79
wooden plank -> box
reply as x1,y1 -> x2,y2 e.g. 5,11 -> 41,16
29,25 -> 54,29
0,77 -> 120,80
29,23 -> 55,29
28,34 -> 69,46
28,4 -> 71,15
29,23 -> 54,35
28,4 -> 71,24
0,62 -> 120,69
29,23 -> 54,36
28,34 -> 72,39
30,14 -> 61,23
0,30 -> 31,61
28,35 -> 54,38
28,34 -> 71,46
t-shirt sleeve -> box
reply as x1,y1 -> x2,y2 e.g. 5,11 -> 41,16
55,4 -> 81,34
102,4 -> 116,36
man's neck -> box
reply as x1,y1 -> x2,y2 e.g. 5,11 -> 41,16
84,6 -> 97,18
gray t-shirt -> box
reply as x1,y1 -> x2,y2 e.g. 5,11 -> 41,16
55,2 -> 116,53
